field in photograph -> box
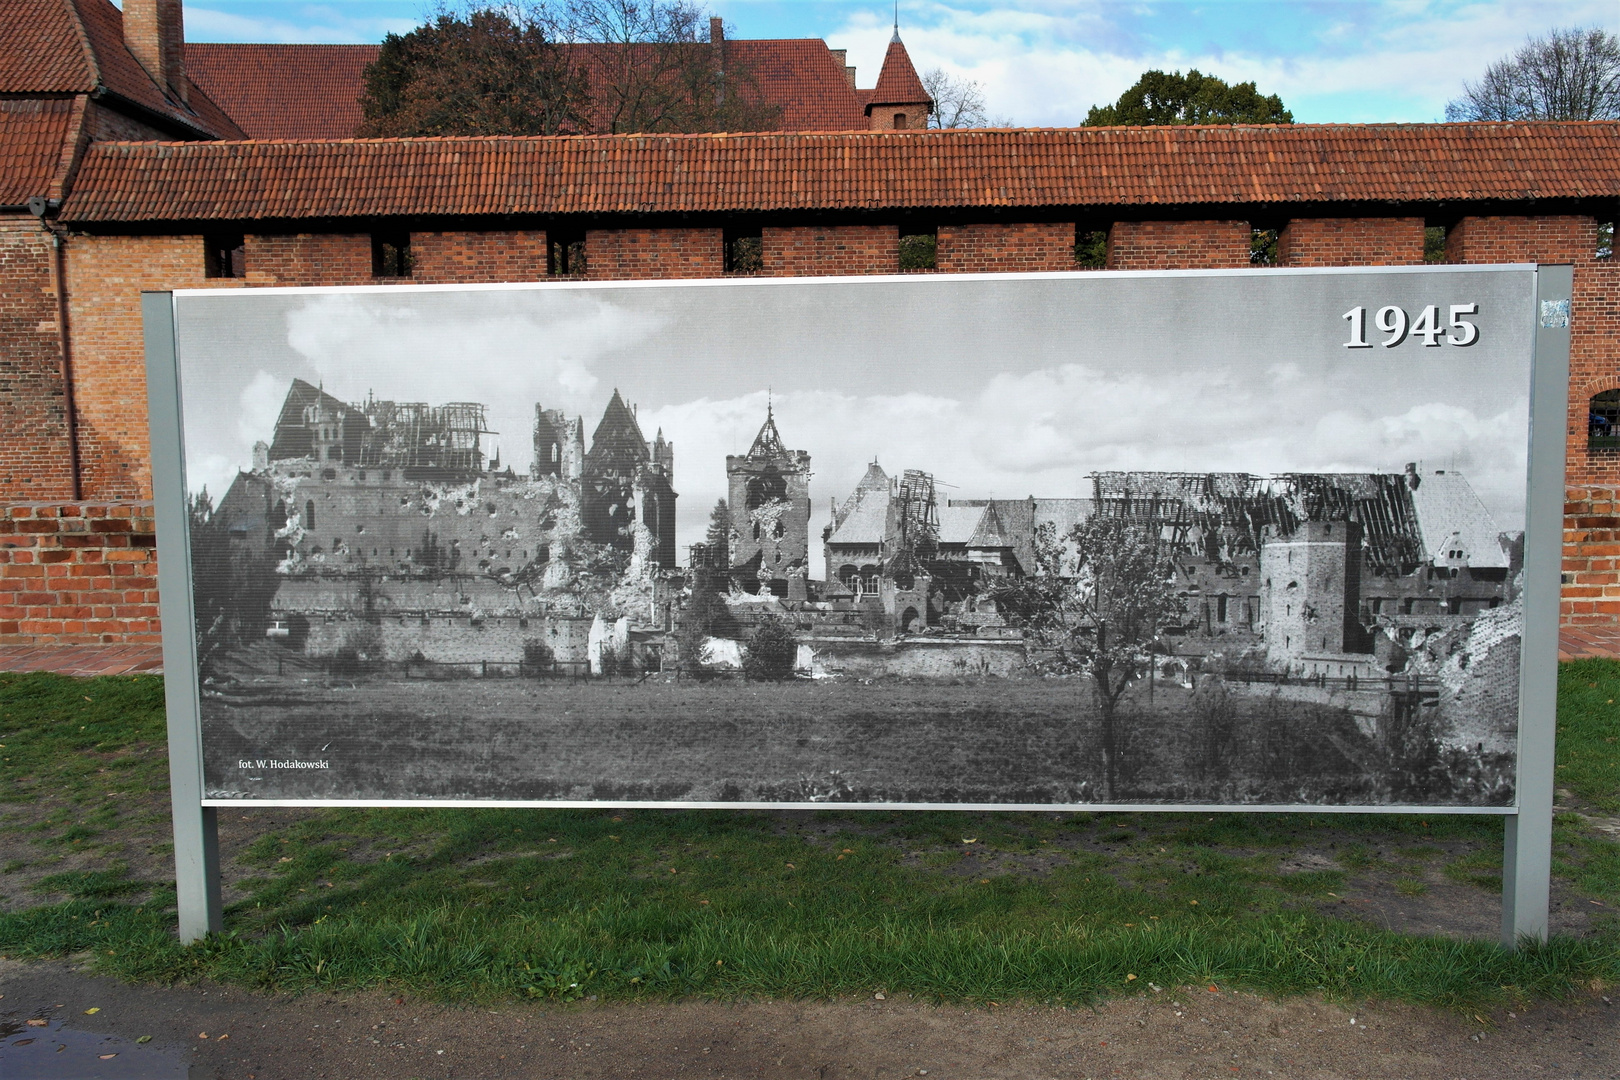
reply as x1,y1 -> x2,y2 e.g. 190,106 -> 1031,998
196,674 -> 1467,805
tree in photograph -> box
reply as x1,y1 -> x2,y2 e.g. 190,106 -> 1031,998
706,497 -> 731,570
922,67 -> 987,128
188,489 -> 284,677
358,6 -> 590,137
561,0 -> 781,133
742,614 -> 798,680
1445,26 -> 1620,121
1085,69 -> 1292,126
990,517 -> 1183,799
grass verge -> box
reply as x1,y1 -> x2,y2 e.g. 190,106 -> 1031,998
1,666 -> 1618,1011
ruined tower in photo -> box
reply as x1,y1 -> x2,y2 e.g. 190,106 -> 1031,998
580,390 -> 677,568
727,404 -> 812,596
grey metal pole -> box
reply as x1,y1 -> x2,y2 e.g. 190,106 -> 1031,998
1502,264 -> 1572,949
142,291 -> 223,943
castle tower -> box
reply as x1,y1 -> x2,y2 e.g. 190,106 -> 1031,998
532,406 -> 584,479
581,390 -> 677,567
726,402 -> 812,595
1258,519 -> 1368,672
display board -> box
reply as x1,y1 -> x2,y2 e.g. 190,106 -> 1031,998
143,265 -> 1567,817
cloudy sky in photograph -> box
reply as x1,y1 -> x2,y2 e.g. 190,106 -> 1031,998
172,270 -> 1535,569
170,0 -> 1616,124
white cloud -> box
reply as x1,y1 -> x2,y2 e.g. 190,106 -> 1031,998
828,1 -> 1620,125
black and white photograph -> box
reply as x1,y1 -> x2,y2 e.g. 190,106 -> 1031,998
168,267 -> 1537,808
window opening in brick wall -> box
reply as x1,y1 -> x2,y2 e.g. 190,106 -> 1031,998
898,227 -> 937,271
724,227 -> 763,274
549,232 -> 586,276
1424,225 -> 1448,263
1074,225 -> 1108,269
1598,220 -> 1615,260
203,232 -> 245,278
1249,227 -> 1278,266
371,232 -> 413,278
893,112 -> 908,129
1590,390 -> 1620,452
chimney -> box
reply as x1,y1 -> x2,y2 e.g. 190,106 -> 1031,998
124,0 -> 189,103
830,48 -> 858,89
710,16 -> 724,43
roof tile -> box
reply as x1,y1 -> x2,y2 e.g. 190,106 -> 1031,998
59,121 -> 1620,223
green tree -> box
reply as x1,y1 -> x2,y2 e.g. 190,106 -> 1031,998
1446,26 -> 1620,121
1085,69 -> 1291,127
359,6 -> 590,137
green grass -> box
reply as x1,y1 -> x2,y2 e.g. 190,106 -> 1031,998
1,665 -> 1618,1011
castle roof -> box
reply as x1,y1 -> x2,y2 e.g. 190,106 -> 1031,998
185,43 -> 377,140
866,37 -> 930,109
747,407 -> 787,458
268,378 -> 351,461
0,0 -> 241,140
827,485 -> 890,546
59,121 -> 1620,224
1407,471 -> 1508,568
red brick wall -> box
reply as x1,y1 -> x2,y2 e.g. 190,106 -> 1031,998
245,233 -> 371,286
0,502 -> 158,643
937,223 -> 1076,273
1279,217 -> 1424,266
1106,220 -> 1250,270
61,234 -> 237,503
0,217 -> 75,499
587,228 -> 721,280
413,230 -> 547,284
764,225 -> 897,276
1564,486 -> 1620,626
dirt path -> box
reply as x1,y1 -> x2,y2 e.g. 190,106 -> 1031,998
3,959 -> 1617,1080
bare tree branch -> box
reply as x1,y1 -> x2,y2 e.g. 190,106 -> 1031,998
1446,26 -> 1620,121
921,67 -> 988,128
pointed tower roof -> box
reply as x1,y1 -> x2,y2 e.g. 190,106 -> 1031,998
747,401 -> 787,458
856,460 -> 890,492
586,388 -> 651,473
867,35 -> 930,109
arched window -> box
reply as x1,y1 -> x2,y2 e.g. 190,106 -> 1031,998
893,112 -> 907,129
1590,390 -> 1620,451
304,500 -> 315,530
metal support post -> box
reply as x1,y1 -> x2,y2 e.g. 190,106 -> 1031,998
1502,265 -> 1572,949
143,291 -> 224,942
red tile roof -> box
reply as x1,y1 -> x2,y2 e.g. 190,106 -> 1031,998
180,38 -> 870,137
185,43 -> 378,140
59,122 -> 1620,224
0,97 -> 86,207
0,0 -> 241,139
868,39 -> 929,108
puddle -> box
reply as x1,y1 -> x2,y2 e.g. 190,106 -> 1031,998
0,1014 -> 191,1079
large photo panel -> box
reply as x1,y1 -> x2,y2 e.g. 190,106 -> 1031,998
167,267 -> 1538,808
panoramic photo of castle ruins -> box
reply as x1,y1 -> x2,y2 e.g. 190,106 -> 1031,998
194,365 -> 1524,808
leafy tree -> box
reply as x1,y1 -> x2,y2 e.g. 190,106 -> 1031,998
922,67 -> 985,128
990,517 -> 1184,799
1085,69 -> 1291,126
359,6 -> 590,137
742,615 -> 798,680
560,0 -> 781,133
1446,26 -> 1620,121
189,488 -> 283,677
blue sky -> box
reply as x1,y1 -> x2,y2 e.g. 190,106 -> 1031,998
174,1 -> 1617,124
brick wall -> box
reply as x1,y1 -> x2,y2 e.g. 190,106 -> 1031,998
414,230 -> 547,284
1106,220 -> 1250,270
1279,217 -> 1424,266
0,502 -> 158,642
245,233 -> 371,286
764,225 -> 897,276
587,228 -> 721,280
0,217 -> 75,499
1564,486 -> 1620,625
937,223 -> 1076,273
61,233 -> 235,503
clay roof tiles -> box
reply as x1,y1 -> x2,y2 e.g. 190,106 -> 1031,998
868,38 -> 929,107
185,43 -> 378,140
0,97 -> 86,207
0,0 -> 241,139
59,121 -> 1620,223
